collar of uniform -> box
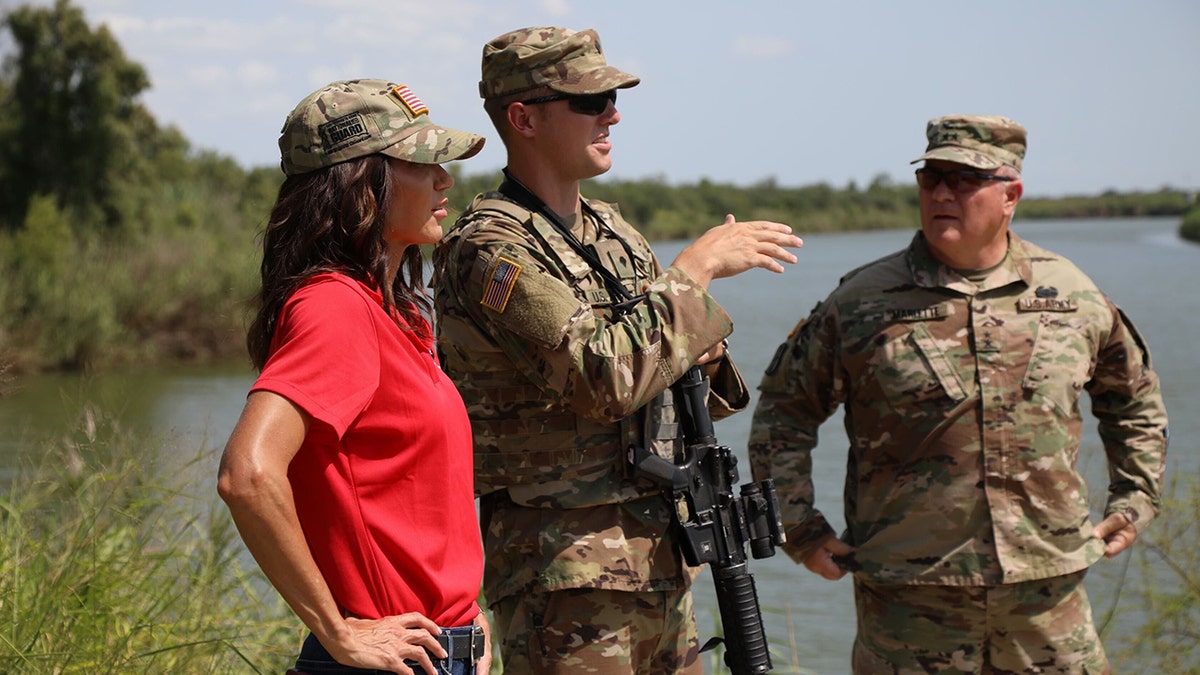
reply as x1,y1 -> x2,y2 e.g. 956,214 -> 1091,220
907,231 -> 1033,295
563,207 -> 599,245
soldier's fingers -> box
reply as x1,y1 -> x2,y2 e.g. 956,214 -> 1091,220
732,218 -> 793,234
1103,524 -> 1137,558
1091,512 -> 1127,539
826,538 -> 856,555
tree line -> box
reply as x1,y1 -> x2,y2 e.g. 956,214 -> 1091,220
0,0 -> 1195,373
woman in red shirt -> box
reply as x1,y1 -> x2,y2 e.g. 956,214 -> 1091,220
218,79 -> 489,675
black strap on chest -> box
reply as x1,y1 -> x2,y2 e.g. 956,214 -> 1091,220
497,168 -> 646,316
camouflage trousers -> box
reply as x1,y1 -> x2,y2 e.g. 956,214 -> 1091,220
492,586 -> 703,674
851,570 -> 1110,674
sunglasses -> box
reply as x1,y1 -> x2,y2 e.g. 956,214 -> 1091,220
518,90 -> 617,116
915,167 -> 1015,192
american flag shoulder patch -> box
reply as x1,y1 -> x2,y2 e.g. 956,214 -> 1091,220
481,256 -> 521,313
391,85 -> 429,117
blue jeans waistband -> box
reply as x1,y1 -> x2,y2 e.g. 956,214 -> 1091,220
292,625 -> 479,675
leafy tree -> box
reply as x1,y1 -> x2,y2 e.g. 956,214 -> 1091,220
0,0 -> 151,228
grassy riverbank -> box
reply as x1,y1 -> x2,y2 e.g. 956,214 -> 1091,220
0,407 -> 300,673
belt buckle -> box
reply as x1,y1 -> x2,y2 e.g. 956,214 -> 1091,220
470,624 -> 484,662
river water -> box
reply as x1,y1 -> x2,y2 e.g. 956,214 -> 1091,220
2,216 -> 1196,673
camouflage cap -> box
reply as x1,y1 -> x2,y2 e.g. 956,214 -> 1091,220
479,26 -> 640,104
279,78 -> 485,176
911,114 -> 1027,173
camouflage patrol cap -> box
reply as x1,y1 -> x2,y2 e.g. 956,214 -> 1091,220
479,26 -> 640,104
911,114 -> 1027,173
279,78 -> 484,176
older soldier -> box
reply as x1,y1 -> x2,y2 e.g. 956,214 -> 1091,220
749,114 -> 1168,674
433,26 -> 802,674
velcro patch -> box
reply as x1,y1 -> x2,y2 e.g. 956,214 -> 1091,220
481,257 -> 521,313
391,85 -> 429,117
1017,298 -> 1078,312
318,113 -> 369,153
884,305 -> 946,322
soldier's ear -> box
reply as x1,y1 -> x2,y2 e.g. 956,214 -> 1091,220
1003,177 -> 1023,214
506,102 -> 538,138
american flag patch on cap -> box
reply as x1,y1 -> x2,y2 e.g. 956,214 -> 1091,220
481,257 -> 521,313
391,85 -> 429,117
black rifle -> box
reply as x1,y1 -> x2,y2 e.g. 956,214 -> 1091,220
629,365 -> 786,675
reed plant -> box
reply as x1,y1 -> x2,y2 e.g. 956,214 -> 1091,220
0,404 -> 300,673
699,602 -> 816,675
1108,475 -> 1200,674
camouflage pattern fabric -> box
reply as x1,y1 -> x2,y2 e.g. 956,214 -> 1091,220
852,571 -> 1109,674
432,193 -> 748,603
749,230 -> 1168,585
910,114 -> 1027,172
492,586 -> 703,674
478,26 -> 640,104
278,78 -> 484,176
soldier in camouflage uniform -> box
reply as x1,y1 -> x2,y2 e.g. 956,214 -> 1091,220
749,114 -> 1169,674
432,26 -> 803,674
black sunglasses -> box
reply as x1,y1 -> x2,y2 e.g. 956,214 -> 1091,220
517,90 -> 617,116
915,166 -> 1015,192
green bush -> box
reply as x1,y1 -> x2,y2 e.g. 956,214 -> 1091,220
0,195 -> 258,371
1180,206 -> 1200,244
2,195 -> 120,369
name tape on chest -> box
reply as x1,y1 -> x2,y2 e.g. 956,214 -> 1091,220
884,305 -> 947,322
1017,297 -> 1078,312
481,256 -> 522,313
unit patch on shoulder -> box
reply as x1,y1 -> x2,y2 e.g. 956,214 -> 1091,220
481,257 -> 522,313
391,85 -> 429,117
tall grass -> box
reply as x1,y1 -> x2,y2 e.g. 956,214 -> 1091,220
0,404 -> 300,673
1108,475 -> 1200,674
699,603 -> 816,675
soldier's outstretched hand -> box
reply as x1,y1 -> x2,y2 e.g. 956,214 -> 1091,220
672,214 -> 803,287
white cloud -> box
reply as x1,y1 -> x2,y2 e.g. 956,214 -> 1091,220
539,0 -> 571,16
732,35 -> 794,60
236,60 -> 279,86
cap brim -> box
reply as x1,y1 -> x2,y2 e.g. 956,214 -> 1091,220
383,124 -> 485,164
548,66 -> 640,95
911,147 -> 1002,170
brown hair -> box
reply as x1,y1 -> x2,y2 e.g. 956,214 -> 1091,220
246,155 -> 430,370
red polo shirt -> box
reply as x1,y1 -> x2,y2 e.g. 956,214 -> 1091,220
253,272 -> 481,626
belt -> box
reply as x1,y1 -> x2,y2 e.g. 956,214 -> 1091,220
436,625 -> 485,662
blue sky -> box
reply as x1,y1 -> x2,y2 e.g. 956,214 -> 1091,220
18,0 -> 1199,198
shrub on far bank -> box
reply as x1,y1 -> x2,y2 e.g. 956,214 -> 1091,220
1180,206 -> 1200,244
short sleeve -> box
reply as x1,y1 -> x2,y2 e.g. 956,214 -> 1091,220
252,278 -> 382,438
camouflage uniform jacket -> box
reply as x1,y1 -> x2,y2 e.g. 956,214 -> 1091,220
432,190 -> 749,603
749,231 -> 1167,586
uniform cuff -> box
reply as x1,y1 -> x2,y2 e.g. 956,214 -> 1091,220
1106,490 -> 1159,534
781,516 -> 837,565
